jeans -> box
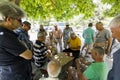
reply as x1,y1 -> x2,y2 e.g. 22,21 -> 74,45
0,62 -> 32,80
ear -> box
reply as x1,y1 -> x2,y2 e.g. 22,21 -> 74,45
6,16 -> 11,22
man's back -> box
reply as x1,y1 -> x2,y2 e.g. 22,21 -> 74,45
83,27 -> 95,44
84,62 -> 108,80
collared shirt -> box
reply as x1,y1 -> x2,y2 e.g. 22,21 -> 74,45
83,27 -> 95,44
107,49 -> 120,80
52,29 -> 62,39
63,27 -> 73,40
33,40 -> 47,68
14,28 -> 32,50
68,36 -> 81,50
0,26 -> 27,66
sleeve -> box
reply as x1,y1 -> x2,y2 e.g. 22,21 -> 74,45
105,30 -> 111,40
77,38 -> 81,46
20,33 -> 32,49
2,33 -> 27,56
84,65 -> 95,79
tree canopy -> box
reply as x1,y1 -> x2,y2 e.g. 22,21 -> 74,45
20,0 -> 95,21
102,0 -> 120,17
8,0 -> 119,21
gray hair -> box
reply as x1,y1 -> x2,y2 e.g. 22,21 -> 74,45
93,46 -> 105,55
37,32 -> 45,38
47,60 -> 61,78
109,15 -> 120,28
0,0 -> 25,20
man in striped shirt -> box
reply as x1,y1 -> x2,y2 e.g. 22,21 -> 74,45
33,32 -> 50,68
33,32 -> 50,80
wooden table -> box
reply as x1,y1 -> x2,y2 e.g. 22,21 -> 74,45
52,52 -> 74,72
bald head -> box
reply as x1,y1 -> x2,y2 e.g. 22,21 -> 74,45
47,60 -> 61,78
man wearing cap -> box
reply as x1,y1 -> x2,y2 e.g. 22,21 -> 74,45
14,21 -> 33,50
0,1 -> 32,80
63,22 -> 73,49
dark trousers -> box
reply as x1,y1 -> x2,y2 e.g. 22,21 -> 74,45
63,48 -> 80,67
63,48 -> 80,59
0,62 -> 32,80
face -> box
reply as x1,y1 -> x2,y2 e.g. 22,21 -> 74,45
110,26 -> 120,42
24,25 -> 30,31
8,17 -> 22,30
71,35 -> 76,39
96,24 -> 103,31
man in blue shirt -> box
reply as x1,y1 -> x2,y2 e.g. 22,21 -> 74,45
81,23 -> 95,57
107,15 -> 120,80
14,21 -> 33,50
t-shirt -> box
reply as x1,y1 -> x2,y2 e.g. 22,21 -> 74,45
68,37 -> 81,50
95,29 -> 111,43
33,40 -> 47,68
63,27 -> 73,40
83,27 -> 95,44
0,27 -> 27,66
84,62 -> 108,80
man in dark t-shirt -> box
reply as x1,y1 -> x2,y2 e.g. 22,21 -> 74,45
0,1 -> 32,80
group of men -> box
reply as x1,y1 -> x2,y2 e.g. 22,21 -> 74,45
0,1 -> 120,80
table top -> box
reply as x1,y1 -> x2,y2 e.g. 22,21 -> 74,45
52,52 -> 74,66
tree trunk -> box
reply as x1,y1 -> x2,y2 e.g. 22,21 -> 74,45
9,0 -> 21,6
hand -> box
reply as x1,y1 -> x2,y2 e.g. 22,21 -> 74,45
75,58 -> 81,68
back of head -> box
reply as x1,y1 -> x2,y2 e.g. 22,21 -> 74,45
93,46 -> 105,55
47,60 -> 61,78
0,1 -> 25,21
88,23 -> 93,27
109,15 -> 120,28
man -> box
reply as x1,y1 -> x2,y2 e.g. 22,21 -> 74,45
81,23 -> 95,57
52,24 -> 63,52
63,22 -> 73,49
63,32 -> 81,59
14,21 -> 33,50
39,60 -> 61,80
107,15 -> 120,80
0,1 -> 32,80
94,22 -> 112,55
67,47 -> 108,80
33,32 -> 51,80
38,24 -> 47,36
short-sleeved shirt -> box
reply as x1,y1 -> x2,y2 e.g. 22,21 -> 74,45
68,37 -> 81,50
95,29 -> 111,43
0,26 -> 27,66
83,27 -> 95,44
84,62 -> 108,80
33,40 -> 47,68
63,27 -> 73,40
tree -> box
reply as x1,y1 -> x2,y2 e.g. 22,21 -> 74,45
20,0 -> 95,21
9,0 -> 21,6
102,0 -> 120,17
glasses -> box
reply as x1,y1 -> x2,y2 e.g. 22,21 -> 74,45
15,18 -> 22,23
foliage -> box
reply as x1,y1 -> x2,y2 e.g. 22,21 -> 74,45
102,0 -> 120,17
20,0 -> 95,21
